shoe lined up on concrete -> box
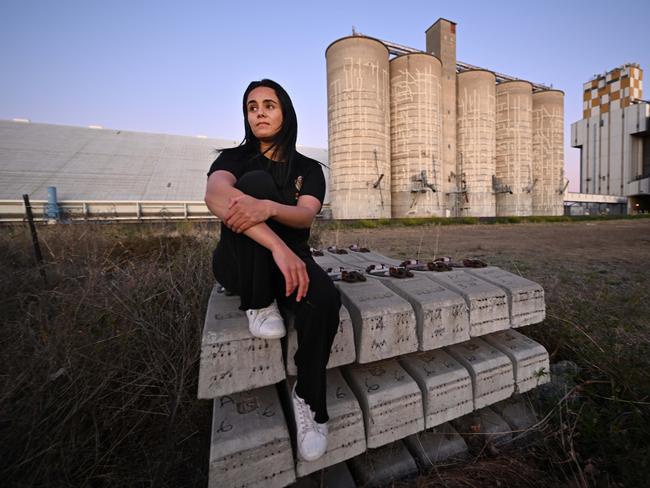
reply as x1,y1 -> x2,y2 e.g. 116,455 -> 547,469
246,301 -> 286,339
292,384 -> 328,461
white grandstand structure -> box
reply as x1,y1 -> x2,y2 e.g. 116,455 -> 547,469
0,119 -> 329,221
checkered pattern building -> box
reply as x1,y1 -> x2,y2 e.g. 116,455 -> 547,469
583,64 -> 643,118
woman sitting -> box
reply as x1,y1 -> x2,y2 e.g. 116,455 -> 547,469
204,79 -> 341,462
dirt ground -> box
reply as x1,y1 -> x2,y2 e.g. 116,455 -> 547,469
320,219 -> 650,267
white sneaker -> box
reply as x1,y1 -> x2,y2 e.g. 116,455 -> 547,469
245,301 -> 286,339
292,384 -> 328,461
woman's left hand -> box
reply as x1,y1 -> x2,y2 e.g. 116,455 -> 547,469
224,195 -> 273,233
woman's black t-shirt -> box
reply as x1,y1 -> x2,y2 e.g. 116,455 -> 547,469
207,146 -> 325,256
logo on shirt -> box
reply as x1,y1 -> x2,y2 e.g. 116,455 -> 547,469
294,176 -> 303,201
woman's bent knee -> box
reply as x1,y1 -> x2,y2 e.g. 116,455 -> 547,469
235,170 -> 277,200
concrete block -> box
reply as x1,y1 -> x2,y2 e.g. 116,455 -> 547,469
312,254 -> 348,271
209,385 -> 295,488
337,279 -> 418,363
285,306 -> 356,376
483,330 -> 550,394
199,285 -> 285,399
452,407 -> 512,452
288,369 -> 366,477
399,350 -> 473,428
491,397 -> 539,445
377,275 -> 470,350
426,271 -> 510,337
344,359 -> 424,448
404,422 -> 469,466
465,267 -> 545,327
292,462 -> 356,488
323,249 -> 402,268
322,251 -> 471,351
446,338 -> 515,409
348,441 -> 418,488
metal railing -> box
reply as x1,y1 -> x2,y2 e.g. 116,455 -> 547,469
376,37 -> 553,92
0,199 -> 216,223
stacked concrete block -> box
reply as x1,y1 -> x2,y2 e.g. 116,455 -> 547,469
348,441 -> 418,488
399,349 -> 473,428
288,369 -> 366,477
377,275 -> 470,350
446,337 -> 515,409
452,406 -> 513,451
323,249 -> 402,268
483,329 -> 550,394
313,253 -> 348,271
209,385 -> 295,488
337,279 -> 418,363
465,267 -> 545,327
491,397 -> 539,445
344,359 -> 424,448
404,422 -> 469,466
426,270 -> 510,336
199,285 -> 285,399
200,246 -> 550,486
285,306 -> 355,375
292,462 -> 356,488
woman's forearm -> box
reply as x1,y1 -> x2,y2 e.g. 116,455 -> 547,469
205,178 -> 244,221
205,174 -> 288,252
267,200 -> 316,229
206,171 -> 318,231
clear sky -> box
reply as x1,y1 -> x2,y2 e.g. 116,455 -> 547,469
1,0 -> 649,191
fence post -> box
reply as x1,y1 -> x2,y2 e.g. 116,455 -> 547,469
22,194 -> 47,283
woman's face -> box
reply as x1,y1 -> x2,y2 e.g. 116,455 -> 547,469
246,86 -> 283,142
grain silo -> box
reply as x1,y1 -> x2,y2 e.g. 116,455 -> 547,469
326,36 -> 391,219
495,80 -> 533,216
457,70 -> 497,217
532,90 -> 564,215
389,53 -> 443,217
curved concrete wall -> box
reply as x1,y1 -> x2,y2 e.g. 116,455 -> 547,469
326,36 -> 391,219
532,90 -> 564,216
389,53 -> 443,217
495,81 -> 533,216
457,70 -> 496,217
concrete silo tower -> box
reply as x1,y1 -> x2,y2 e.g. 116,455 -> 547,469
326,36 -> 391,219
457,69 -> 497,217
495,80 -> 534,216
426,18 -> 457,215
389,53 -> 444,217
532,90 -> 565,215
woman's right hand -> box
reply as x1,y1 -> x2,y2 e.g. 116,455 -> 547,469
271,244 -> 309,302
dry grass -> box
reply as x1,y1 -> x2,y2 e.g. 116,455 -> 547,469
0,222 -> 217,487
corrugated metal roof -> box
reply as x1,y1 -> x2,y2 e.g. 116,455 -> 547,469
0,120 -> 329,201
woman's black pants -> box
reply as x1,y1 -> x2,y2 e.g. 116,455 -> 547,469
212,170 -> 341,423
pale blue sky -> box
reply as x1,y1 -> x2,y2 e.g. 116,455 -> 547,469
1,0 -> 649,191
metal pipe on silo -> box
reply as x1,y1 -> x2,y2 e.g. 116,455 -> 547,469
389,53 -> 443,217
326,36 -> 391,219
532,90 -> 565,216
457,70 -> 496,217
495,80 -> 534,216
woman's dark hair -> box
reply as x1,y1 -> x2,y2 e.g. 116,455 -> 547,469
241,79 -> 297,168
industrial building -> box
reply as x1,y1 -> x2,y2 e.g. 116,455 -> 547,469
570,64 -> 650,213
326,18 -> 565,219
